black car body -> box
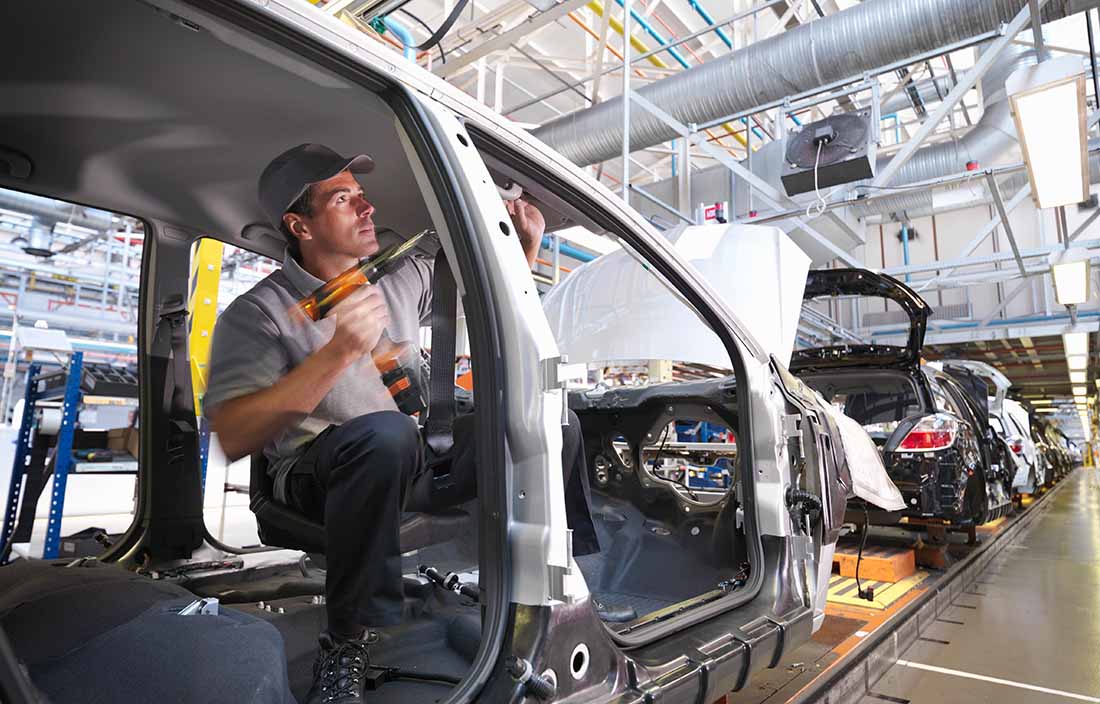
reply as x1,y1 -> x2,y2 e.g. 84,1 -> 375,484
791,269 -> 1012,526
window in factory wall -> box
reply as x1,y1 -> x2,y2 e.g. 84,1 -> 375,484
0,186 -> 141,561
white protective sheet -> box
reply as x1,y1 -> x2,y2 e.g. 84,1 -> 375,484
542,224 -> 811,368
823,403 -> 906,511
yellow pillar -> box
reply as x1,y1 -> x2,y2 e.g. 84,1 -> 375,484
188,239 -> 224,416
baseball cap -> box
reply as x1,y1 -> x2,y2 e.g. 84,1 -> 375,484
258,143 -> 374,228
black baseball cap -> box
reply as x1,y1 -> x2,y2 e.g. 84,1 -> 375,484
258,143 -> 374,229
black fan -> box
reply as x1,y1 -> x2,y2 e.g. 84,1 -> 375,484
781,111 -> 876,197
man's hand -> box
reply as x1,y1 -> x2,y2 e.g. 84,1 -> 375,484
324,285 -> 390,363
505,197 -> 545,267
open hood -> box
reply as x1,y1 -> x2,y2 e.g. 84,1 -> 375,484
790,268 -> 930,372
542,224 -> 811,368
937,359 -> 1012,414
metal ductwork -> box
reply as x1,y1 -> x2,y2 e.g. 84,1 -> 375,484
876,75 -> 955,117
851,43 -> 1038,220
851,45 -> 1100,220
0,189 -> 115,232
532,0 -> 1098,168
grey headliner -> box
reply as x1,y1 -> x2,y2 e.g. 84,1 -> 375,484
0,0 -> 433,251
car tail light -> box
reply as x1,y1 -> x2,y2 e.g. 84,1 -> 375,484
1010,438 -> 1025,455
897,415 -> 959,452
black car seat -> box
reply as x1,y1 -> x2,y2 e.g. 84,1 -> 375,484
248,453 -> 468,555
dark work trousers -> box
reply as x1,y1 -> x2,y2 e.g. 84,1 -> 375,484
285,409 -> 600,636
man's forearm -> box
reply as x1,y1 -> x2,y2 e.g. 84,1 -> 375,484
210,342 -> 357,461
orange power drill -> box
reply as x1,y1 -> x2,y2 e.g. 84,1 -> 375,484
293,229 -> 433,415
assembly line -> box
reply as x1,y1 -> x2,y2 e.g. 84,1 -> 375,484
0,1 -> 1097,703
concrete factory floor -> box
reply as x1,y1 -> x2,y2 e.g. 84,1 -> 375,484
860,468 -> 1100,704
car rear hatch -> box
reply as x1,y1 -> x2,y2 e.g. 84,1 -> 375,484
790,268 -> 930,372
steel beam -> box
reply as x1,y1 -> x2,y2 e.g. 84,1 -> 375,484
883,237 -> 1100,279
1028,0 -> 1046,57
872,1 -> 1047,188
1067,207 -> 1100,244
913,182 -> 1032,291
436,0 -> 588,78
504,0 -> 786,114
985,172 -> 1028,279
979,277 -> 1034,326
627,88 -> 863,264
628,184 -> 696,224
622,0 -> 631,198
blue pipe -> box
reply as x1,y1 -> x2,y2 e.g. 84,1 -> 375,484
874,309 -> 1100,338
671,139 -> 677,177
901,223 -> 911,283
610,0 -> 690,69
382,16 -> 416,60
541,235 -> 597,263
685,0 -> 732,49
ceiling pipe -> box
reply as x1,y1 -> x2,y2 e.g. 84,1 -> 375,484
532,0 -> 1098,167
0,189 -> 115,231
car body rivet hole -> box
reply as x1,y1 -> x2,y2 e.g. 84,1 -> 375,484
570,643 -> 589,680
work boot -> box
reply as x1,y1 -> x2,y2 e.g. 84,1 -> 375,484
592,597 -> 636,623
307,631 -> 373,704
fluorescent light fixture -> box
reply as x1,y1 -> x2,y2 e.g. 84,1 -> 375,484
1064,331 -> 1090,358
1050,256 -> 1091,306
1037,407 -> 1059,413
1068,354 -> 1089,371
1070,370 -> 1088,385
1031,399 -> 1055,406
1007,55 -> 1089,209
1074,386 -> 1087,397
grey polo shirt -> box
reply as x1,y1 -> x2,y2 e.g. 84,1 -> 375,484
204,250 -> 433,501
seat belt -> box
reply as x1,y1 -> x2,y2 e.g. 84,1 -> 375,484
424,255 -> 456,457
152,295 -> 198,470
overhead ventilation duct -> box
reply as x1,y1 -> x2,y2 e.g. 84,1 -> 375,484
532,0 -> 1098,168
876,75 -> 956,117
23,223 -> 53,258
849,45 -> 1096,221
0,189 -> 115,232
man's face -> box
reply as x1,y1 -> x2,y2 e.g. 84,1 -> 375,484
287,170 -> 379,260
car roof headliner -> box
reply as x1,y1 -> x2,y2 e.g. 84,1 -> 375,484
0,0 -> 432,248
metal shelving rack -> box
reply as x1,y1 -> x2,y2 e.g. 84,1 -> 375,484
2,352 -> 85,561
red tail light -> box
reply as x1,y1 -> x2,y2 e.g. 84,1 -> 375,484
1010,439 -> 1024,455
898,415 -> 959,452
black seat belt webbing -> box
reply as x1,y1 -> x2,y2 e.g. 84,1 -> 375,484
425,255 -> 457,456
154,296 -> 196,428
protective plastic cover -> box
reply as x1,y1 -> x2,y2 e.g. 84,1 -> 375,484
822,403 -> 906,511
542,224 -> 811,367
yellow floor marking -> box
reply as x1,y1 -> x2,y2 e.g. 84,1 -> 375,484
826,570 -> 930,610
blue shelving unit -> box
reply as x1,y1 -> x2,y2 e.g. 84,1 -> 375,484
1,352 -> 85,561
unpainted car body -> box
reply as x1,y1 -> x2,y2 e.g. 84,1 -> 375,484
0,2 -> 858,702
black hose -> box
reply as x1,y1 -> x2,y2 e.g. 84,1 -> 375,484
1087,11 -> 1100,110
397,9 -> 446,64
409,0 -> 469,52
203,527 -> 279,555
855,502 -> 872,601
373,664 -> 461,686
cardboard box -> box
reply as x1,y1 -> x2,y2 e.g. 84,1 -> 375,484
106,426 -> 139,459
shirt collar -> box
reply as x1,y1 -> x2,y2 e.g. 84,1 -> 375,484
282,249 -> 325,297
